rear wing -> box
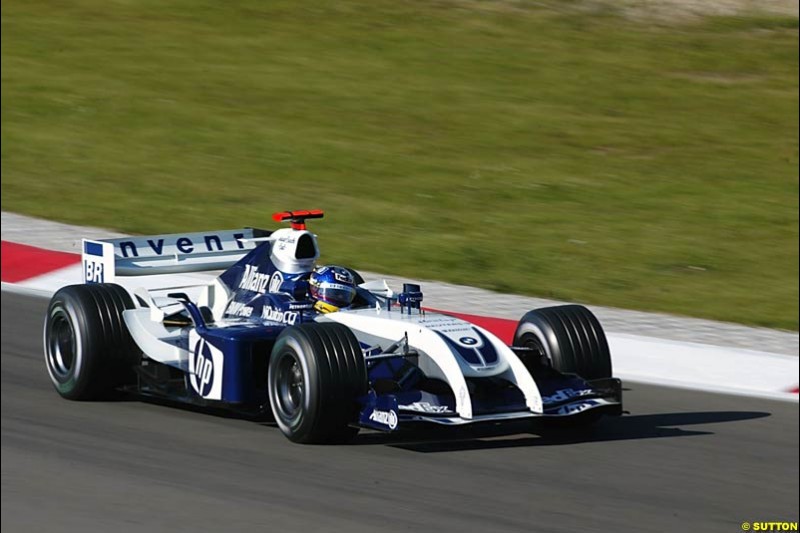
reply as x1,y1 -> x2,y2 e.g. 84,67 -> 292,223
81,228 -> 270,283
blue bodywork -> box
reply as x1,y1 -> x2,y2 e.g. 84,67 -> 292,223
155,239 -> 621,430
173,241 -> 375,406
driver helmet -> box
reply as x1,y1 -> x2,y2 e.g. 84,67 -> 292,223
309,265 -> 357,313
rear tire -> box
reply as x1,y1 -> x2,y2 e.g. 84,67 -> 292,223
43,284 -> 139,400
513,305 -> 611,380
268,322 -> 367,444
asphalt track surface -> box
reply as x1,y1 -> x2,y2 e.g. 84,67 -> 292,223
2,292 -> 798,533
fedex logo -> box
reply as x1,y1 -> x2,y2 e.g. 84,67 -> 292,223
543,388 -> 594,404
556,400 -> 599,415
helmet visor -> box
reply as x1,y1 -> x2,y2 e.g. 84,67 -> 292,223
314,283 -> 356,307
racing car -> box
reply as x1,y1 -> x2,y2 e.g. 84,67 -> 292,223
43,210 -> 622,444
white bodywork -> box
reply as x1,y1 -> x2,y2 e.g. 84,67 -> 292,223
263,228 -> 320,273
83,223 -> 549,421
319,308 -> 544,418
81,229 -> 263,281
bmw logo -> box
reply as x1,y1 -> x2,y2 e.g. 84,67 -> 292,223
459,336 -> 478,346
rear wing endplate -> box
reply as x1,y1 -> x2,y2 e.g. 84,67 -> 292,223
81,228 -> 269,283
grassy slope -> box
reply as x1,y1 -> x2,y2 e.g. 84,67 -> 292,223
2,1 -> 798,329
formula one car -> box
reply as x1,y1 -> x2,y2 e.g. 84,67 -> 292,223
43,210 -> 622,443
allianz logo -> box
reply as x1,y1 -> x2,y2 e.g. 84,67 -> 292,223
369,409 -> 398,429
261,306 -> 299,325
239,264 -> 271,294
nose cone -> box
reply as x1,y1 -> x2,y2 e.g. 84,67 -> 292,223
434,328 -> 509,377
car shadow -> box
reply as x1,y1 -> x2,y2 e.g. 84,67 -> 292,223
129,394 -> 770,452
352,410 -> 771,452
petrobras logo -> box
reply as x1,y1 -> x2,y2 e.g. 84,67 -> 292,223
83,240 -> 113,284
543,388 -> 594,404
239,264 -> 271,294
261,305 -> 299,325
84,259 -> 104,283
369,408 -> 398,430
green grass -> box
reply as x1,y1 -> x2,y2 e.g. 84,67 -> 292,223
2,1 -> 798,330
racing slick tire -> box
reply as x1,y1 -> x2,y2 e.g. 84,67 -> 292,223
44,283 -> 139,400
268,322 -> 368,444
513,304 -> 612,380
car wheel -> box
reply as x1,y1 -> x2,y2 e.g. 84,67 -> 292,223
268,322 -> 367,444
513,304 -> 612,380
43,284 -> 139,400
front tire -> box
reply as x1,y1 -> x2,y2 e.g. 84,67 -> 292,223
268,322 -> 367,444
513,304 -> 612,380
43,284 -> 138,400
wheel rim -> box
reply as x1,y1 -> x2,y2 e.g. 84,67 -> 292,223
275,350 -> 305,420
520,333 -> 550,367
48,312 -> 75,379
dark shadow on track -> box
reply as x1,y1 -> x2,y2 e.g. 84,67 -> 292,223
352,410 -> 771,452
132,394 -> 274,422
118,393 -> 770,452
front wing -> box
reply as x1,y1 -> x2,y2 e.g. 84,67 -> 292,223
357,371 -> 623,431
